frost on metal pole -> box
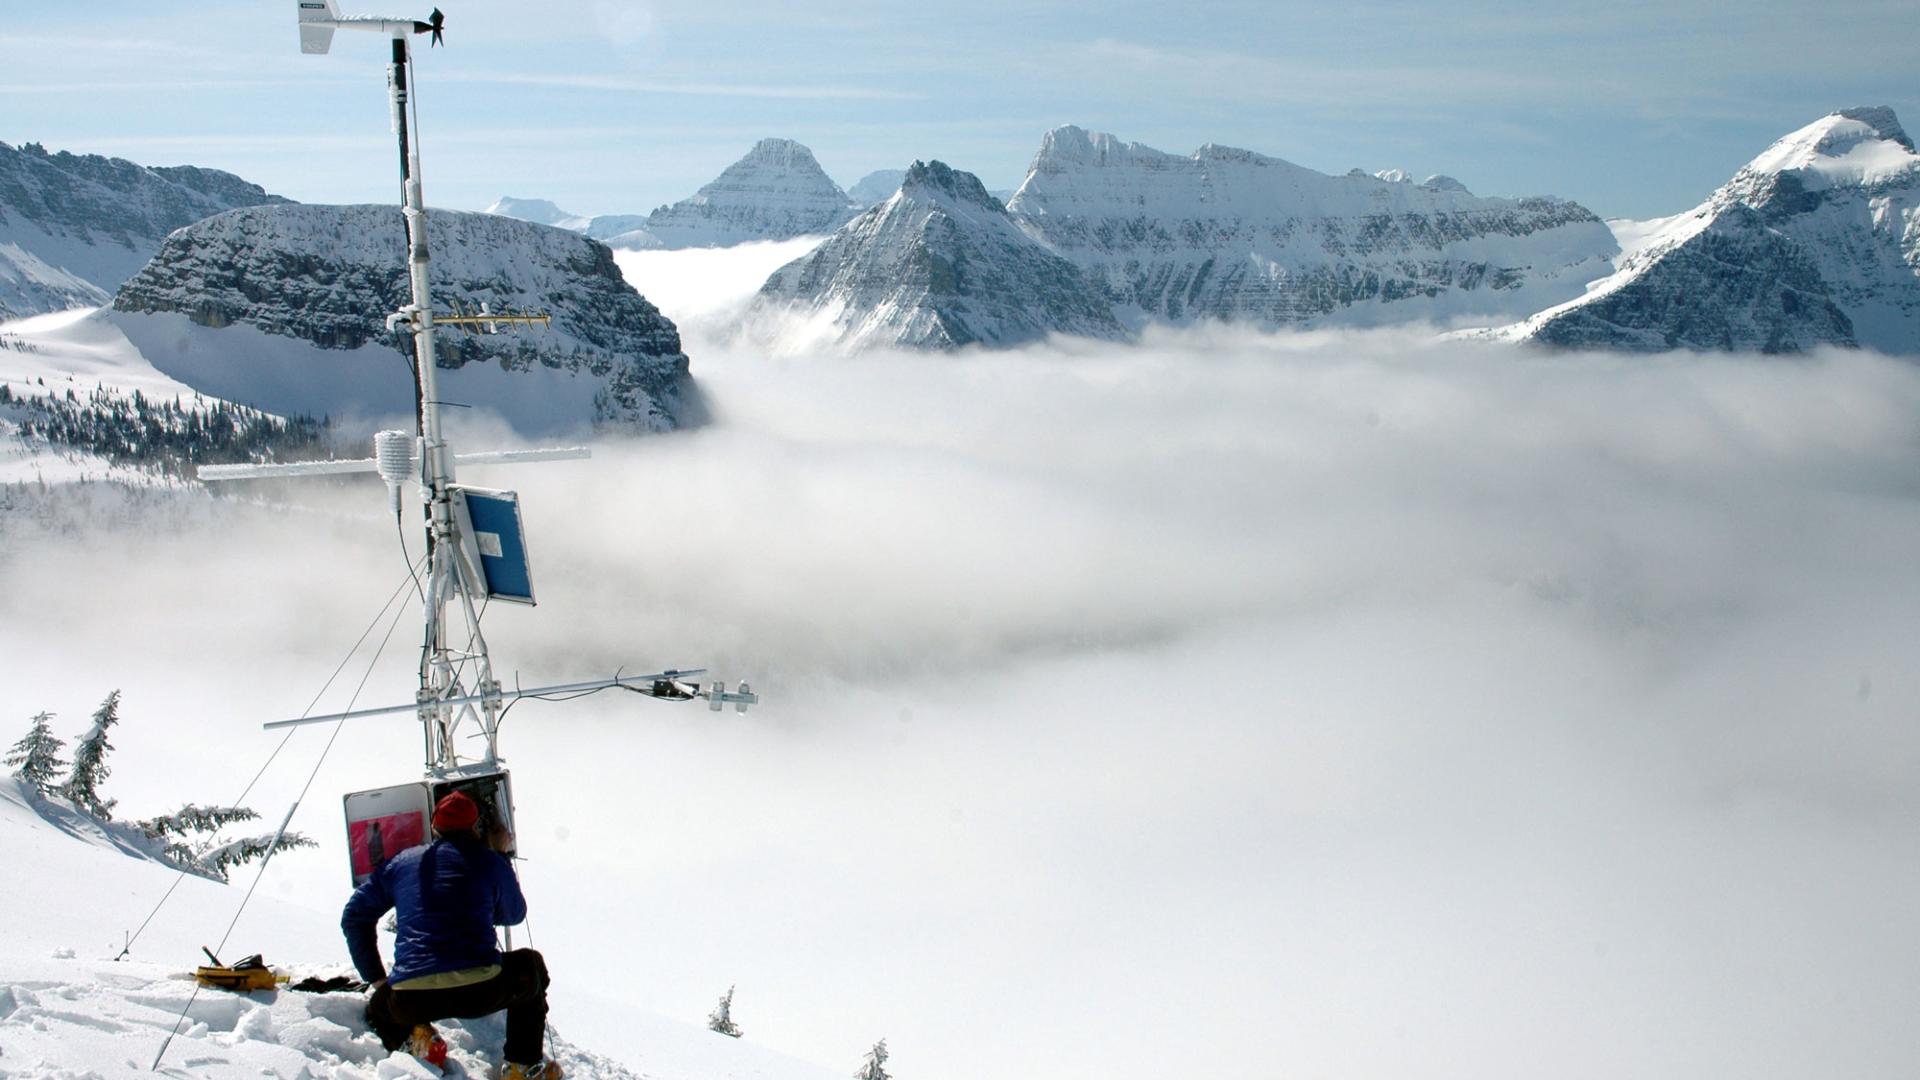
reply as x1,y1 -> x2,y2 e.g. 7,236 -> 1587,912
193,3 -> 758,886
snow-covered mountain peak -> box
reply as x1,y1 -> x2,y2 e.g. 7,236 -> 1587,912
738,137 -> 828,169
1029,125 -> 1177,170
1422,174 -> 1471,194
1005,125 -> 1615,330
1491,107 -> 1920,354
1374,168 -> 1412,183
0,140 -> 288,319
483,195 -> 582,226
1734,106 -> 1918,195
754,157 -> 1126,351
1829,105 -> 1912,150
898,159 -> 1004,214
1190,142 -> 1284,167
637,138 -> 856,249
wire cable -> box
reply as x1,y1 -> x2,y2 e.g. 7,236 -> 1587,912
117,562 -> 424,963
151,577 -> 415,1072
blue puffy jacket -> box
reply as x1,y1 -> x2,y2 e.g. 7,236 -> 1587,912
341,835 -> 527,984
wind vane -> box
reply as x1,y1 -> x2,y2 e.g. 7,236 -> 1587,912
200,2 -> 756,881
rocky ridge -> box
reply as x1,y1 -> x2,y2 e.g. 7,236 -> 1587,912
111,204 -> 694,432
1006,125 -> 1619,329
0,141 -> 289,319
1504,107 -> 1920,353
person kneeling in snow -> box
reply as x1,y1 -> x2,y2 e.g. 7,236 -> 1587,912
342,790 -> 562,1080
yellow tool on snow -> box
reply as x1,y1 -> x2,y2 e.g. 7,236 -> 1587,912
192,948 -> 283,992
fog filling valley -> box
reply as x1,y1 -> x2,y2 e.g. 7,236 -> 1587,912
4,252 -> 1919,1079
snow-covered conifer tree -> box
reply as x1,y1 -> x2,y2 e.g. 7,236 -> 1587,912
855,1039 -> 891,1080
708,985 -> 743,1038
61,690 -> 120,819
137,804 -> 261,840
197,832 -> 317,882
4,711 -> 66,793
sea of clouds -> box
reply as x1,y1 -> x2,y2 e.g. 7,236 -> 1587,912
3,247 -> 1918,1080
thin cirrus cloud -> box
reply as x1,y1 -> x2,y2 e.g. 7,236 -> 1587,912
436,70 -> 922,102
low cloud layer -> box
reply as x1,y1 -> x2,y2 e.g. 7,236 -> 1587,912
5,318 -> 1918,1079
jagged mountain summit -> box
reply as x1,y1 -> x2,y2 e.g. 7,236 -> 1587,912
755,160 -> 1128,350
631,138 -> 859,250
0,141 -> 289,319
1007,125 -> 1618,329
1501,107 -> 1920,354
109,204 -> 696,434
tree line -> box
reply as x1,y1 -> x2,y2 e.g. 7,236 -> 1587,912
1,381 -> 334,482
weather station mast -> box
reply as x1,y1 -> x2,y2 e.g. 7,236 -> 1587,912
200,2 -> 758,876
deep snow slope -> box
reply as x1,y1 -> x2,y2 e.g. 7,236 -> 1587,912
109,204 -> 698,435
1006,125 -> 1618,329
1505,107 -> 1920,353
755,161 -> 1128,350
0,140 -> 289,320
0,776 -> 841,1080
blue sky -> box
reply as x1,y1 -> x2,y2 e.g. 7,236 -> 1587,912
1,0 -> 1913,220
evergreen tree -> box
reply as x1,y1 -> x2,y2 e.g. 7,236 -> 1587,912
196,832 -> 317,882
855,1039 -> 891,1080
62,689 -> 120,819
5,712 -> 66,793
137,804 -> 261,840
707,985 -> 743,1038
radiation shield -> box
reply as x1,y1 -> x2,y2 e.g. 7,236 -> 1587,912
342,781 -> 430,886
449,485 -> 535,605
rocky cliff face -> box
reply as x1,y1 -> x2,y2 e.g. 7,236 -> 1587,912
1005,126 -> 1618,329
1507,107 -> 1920,354
756,161 -> 1128,350
0,141 -> 289,319
110,204 -> 695,433
633,138 -> 858,250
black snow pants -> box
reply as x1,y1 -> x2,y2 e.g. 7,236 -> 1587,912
366,947 -> 550,1065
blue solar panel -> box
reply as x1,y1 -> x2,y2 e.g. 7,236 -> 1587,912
457,487 -> 535,604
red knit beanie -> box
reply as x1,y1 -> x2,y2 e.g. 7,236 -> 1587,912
432,791 -> 480,833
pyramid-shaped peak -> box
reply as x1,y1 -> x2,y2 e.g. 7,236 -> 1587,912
900,160 -> 1004,212
741,138 -> 828,168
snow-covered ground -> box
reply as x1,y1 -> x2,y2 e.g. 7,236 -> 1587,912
0,777 -> 841,1079
0,307 -> 206,488
1605,212 -> 1691,266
